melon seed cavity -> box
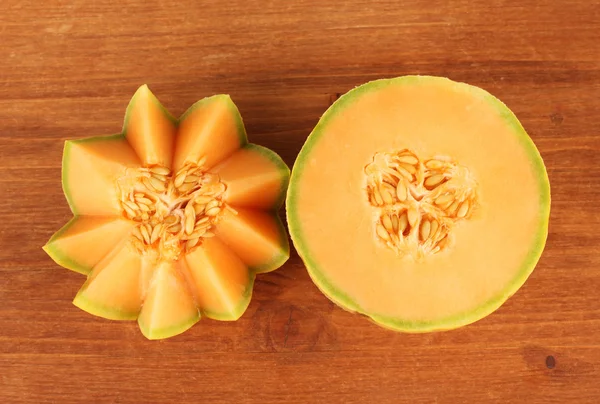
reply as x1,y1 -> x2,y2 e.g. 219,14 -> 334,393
365,149 -> 478,259
116,157 -> 234,261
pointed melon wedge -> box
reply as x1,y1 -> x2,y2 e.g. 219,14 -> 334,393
63,135 -> 141,215
212,144 -> 290,210
43,216 -> 134,275
138,261 -> 200,340
214,207 -> 289,274
123,85 -> 178,167
173,95 -> 247,171
73,242 -> 143,320
183,237 -> 253,320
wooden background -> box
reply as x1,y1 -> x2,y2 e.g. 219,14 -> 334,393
1,0 -> 599,403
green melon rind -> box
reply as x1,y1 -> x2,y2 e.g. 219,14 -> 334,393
138,313 -> 200,341
42,217 -> 91,275
178,94 -> 249,147
286,75 -> 551,332
72,291 -> 140,321
201,274 -> 256,321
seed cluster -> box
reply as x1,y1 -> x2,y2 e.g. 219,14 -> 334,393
117,157 -> 233,259
365,149 -> 478,258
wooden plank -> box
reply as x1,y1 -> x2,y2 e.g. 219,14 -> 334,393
1,0 -> 599,402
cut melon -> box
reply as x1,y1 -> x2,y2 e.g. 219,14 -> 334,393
43,216 -> 134,275
287,75 -> 551,332
183,237 -> 252,320
173,95 -> 247,172
138,260 -> 200,340
62,134 -> 142,215
212,144 -> 290,210
214,207 -> 289,274
123,84 -> 178,167
73,241 -> 143,320
44,85 -> 290,340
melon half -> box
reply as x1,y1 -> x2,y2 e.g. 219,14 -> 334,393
44,85 -> 290,340
287,76 -> 550,332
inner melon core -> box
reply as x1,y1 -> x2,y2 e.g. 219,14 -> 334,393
116,158 -> 233,261
365,148 -> 478,260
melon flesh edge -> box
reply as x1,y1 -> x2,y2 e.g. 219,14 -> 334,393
183,237 -> 253,320
43,216 -> 135,275
137,260 -> 200,340
72,241 -> 143,321
173,95 -> 247,172
62,135 -> 141,215
123,84 -> 178,168
286,75 -> 551,332
212,143 -> 290,210
214,207 -> 290,274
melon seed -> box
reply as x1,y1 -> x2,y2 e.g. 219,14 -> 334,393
206,207 -> 221,216
398,213 -> 408,234
424,174 -> 444,188
448,200 -> 460,214
398,162 -> 417,174
396,182 -> 408,202
396,155 -> 418,165
381,187 -> 394,205
185,237 -> 200,250
457,200 -> 470,218
382,215 -> 394,232
140,225 -> 151,244
435,193 -> 453,206
407,207 -> 419,227
420,220 -> 431,241
373,187 -> 384,206
149,166 -> 171,176
376,223 -> 391,241
395,165 -> 413,181
425,159 -> 444,169
391,214 -> 399,232
429,220 -> 439,240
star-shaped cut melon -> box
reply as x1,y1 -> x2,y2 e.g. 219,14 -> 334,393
44,85 -> 290,340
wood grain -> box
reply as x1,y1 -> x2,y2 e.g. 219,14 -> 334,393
1,0 -> 599,402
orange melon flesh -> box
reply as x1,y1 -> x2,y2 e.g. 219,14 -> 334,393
62,135 -> 141,215
212,144 -> 290,210
123,85 -> 178,167
173,95 -> 247,172
43,216 -> 134,275
183,237 -> 252,320
73,242 -> 143,320
287,76 -> 550,331
214,207 -> 289,274
138,260 -> 200,340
